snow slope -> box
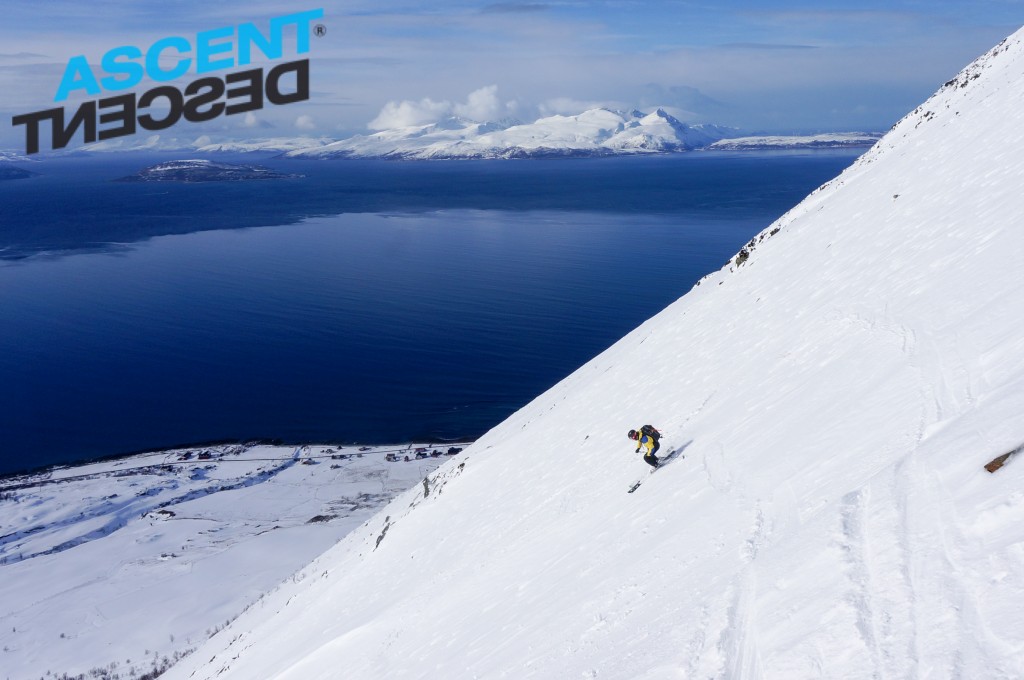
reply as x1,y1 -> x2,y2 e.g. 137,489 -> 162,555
0,443 -> 454,679
165,29 -> 1024,680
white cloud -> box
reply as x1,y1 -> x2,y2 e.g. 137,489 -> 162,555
367,86 -> 520,130
295,114 -> 316,131
453,85 -> 502,122
243,112 -> 258,128
368,96 -> 453,130
538,97 -> 625,117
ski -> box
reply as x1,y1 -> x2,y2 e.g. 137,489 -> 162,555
626,448 -> 685,493
627,478 -> 647,493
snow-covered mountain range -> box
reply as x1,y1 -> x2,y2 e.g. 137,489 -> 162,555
70,135 -> 336,155
26,110 -> 877,159
708,132 -> 882,150
285,108 -> 739,159
152,27 -> 1024,680
193,137 -> 335,154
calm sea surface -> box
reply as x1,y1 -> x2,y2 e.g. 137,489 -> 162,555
0,150 -> 860,474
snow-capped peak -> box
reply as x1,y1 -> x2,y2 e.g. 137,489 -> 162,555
286,107 -> 736,160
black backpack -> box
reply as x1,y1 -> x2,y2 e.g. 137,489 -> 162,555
640,425 -> 661,441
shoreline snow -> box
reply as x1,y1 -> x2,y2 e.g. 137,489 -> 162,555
0,441 -> 463,679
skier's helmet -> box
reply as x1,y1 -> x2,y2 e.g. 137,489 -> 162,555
627,429 -> 638,440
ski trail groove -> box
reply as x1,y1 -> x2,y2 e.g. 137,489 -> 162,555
703,445 -> 733,493
722,573 -> 765,680
838,488 -> 885,676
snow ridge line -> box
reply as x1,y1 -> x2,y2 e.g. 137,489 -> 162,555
861,32 -> 1023,166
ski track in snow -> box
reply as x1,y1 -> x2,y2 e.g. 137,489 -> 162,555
838,488 -> 885,674
725,502 -> 771,679
702,444 -> 733,493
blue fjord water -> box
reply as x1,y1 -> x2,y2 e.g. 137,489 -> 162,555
0,150 -> 860,474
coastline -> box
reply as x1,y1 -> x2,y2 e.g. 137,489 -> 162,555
0,436 -> 475,482
0,440 -> 464,679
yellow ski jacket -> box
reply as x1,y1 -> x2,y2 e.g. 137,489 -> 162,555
636,433 -> 656,454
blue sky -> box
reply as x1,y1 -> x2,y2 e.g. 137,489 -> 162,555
1,1 -> 1020,147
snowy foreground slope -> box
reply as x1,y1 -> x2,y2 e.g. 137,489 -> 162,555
166,31 -> 1024,680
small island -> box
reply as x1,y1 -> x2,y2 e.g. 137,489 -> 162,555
117,159 -> 300,182
0,165 -> 36,181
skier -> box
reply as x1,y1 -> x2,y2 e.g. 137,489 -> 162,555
628,425 -> 661,468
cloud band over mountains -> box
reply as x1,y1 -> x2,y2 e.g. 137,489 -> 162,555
368,85 -> 520,129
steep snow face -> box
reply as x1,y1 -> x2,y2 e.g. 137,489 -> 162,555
285,108 -> 732,159
165,29 -> 1024,680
